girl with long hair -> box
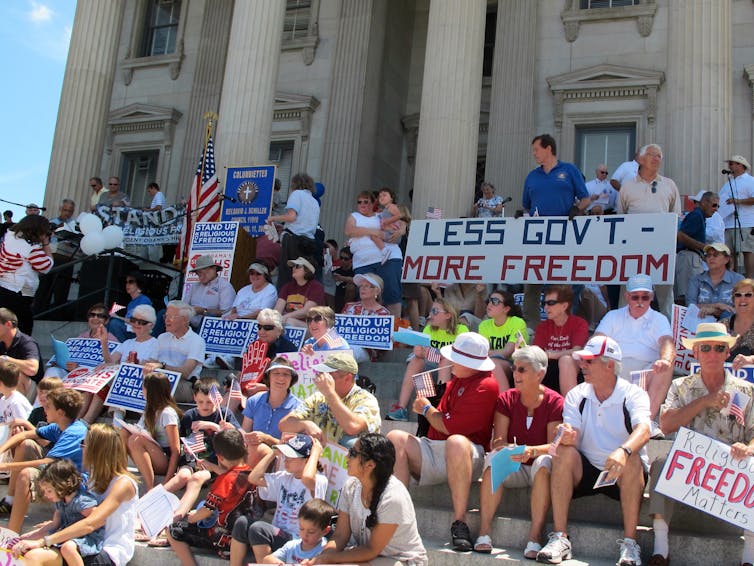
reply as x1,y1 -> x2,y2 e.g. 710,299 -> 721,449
478,289 -> 529,391
119,372 -> 182,490
311,433 -> 427,565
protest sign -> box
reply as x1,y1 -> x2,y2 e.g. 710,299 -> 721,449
64,365 -> 120,394
334,314 -> 393,350
199,317 -> 256,356
402,214 -> 676,284
278,351 -> 353,402
656,427 -> 754,530
105,364 -> 181,413
672,304 -> 696,375
95,205 -> 185,245
138,485 -> 181,539
0,549 -> 23,565
320,442 -> 349,507
221,166 -> 275,237
513,292 -> 546,321
244,321 -> 306,351
0,526 -> 20,551
182,222 -> 239,298
240,341 -> 270,394
65,338 -> 119,367
688,363 -> 754,384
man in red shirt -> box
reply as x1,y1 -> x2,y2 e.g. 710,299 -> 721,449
387,332 -> 499,552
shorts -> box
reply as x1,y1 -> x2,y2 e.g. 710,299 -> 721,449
168,521 -> 215,550
572,452 -> 647,502
483,452 -> 552,489
232,517 -> 291,551
417,437 -> 485,487
81,550 -> 115,566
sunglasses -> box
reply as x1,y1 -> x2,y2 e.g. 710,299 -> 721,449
129,318 -> 150,326
651,180 -> 657,194
542,300 -> 560,306
306,315 -> 325,323
88,313 -> 107,320
357,199 -> 371,205
258,324 -> 277,331
599,170 -> 608,174
347,446 -> 363,458
705,251 -> 725,258
429,307 -> 446,315
339,256 -> 351,261
486,297 -> 503,306
126,278 -> 137,284
512,366 -> 529,374
699,344 -> 727,353
734,292 -> 754,298
629,294 -> 652,302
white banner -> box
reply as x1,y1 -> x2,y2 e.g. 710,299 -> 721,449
279,350 -> 354,402
320,442 -> 349,508
656,427 -> 754,530
402,214 -> 676,284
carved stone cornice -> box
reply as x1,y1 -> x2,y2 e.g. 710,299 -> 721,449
560,0 -> 657,42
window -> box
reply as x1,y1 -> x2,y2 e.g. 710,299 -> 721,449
141,0 -> 181,57
284,0 -> 312,42
579,0 -> 638,8
120,150 -> 160,207
269,141 -> 295,200
575,125 -> 635,180
483,10 -> 496,78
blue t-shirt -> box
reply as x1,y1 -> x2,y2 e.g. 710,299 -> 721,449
126,294 -> 152,318
523,161 -> 589,216
272,538 -> 328,563
677,207 -> 705,252
37,420 -> 89,470
242,392 -> 301,438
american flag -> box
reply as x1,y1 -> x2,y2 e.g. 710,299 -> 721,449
630,370 -> 651,391
228,377 -> 243,401
426,207 -> 443,220
548,425 -> 565,456
729,391 -> 748,426
426,347 -> 441,364
320,330 -> 344,349
181,431 -> 205,458
412,371 -> 436,398
109,302 -> 126,316
176,135 -> 220,263
208,383 -> 223,409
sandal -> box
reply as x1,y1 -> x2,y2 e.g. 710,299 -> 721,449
524,540 -> 542,560
147,534 -> 169,548
473,534 -> 493,554
134,528 -> 152,542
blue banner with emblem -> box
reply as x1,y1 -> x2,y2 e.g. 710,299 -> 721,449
221,165 -> 276,237
199,316 -> 306,356
104,363 -> 181,413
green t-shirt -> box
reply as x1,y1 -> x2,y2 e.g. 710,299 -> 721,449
478,316 -> 528,354
423,324 -> 469,349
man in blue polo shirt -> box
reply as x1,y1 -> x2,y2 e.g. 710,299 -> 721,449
521,134 -> 590,329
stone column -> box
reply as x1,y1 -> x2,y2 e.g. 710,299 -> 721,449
412,0 -> 486,220
215,0 -> 285,172
485,0 -> 538,210
666,0 -> 731,194
319,0 -> 387,235
177,0 -> 234,193
43,0 -> 124,211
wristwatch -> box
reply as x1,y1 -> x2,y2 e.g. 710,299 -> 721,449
620,445 -> 633,457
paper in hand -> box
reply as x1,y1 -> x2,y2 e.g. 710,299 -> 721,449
137,485 -> 180,539
593,469 -> 617,489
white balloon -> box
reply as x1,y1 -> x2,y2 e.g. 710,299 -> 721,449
79,213 -> 103,235
80,232 -> 106,255
102,225 -> 124,249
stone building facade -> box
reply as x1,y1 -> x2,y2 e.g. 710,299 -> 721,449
44,0 -> 754,239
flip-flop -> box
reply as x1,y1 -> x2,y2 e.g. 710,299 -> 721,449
134,528 -> 151,542
473,534 -> 493,554
147,535 -> 169,548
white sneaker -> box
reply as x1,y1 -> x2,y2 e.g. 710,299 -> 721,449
617,538 -> 642,566
536,532 -> 572,564
650,421 -> 665,439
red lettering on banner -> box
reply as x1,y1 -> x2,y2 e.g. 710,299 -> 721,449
665,450 -> 692,480
546,256 -> 568,281
647,254 -> 670,280
701,463 -> 723,492
685,456 -> 705,486
715,468 -> 735,498
571,256 -> 591,281
501,256 -> 522,279
402,255 -> 423,278
620,255 -> 643,277
729,472 -> 750,503
402,255 -> 484,281
596,256 -> 618,281
524,256 -> 545,280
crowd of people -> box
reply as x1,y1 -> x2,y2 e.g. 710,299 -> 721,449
0,138 -> 753,566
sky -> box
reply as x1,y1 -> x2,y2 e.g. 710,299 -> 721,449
0,1 -> 76,221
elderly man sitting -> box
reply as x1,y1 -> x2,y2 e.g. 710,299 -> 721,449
144,300 -> 206,403
278,352 -> 380,448
647,323 -> 754,566
538,336 -> 650,566
387,332 -> 499,552
595,273 -> 675,437
185,254 -> 236,330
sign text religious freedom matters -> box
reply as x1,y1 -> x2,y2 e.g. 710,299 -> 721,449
402,213 -> 677,284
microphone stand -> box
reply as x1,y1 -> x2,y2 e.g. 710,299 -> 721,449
726,173 -> 743,271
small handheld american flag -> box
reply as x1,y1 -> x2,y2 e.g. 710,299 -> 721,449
228,376 -> 244,401
426,207 -> 443,220
208,383 -> 223,410
412,371 -> 436,398
109,302 -> 126,316
548,425 -> 565,456
319,329 -> 343,349
425,347 -> 441,364
181,431 -> 205,459
728,391 -> 749,426
629,370 -> 651,391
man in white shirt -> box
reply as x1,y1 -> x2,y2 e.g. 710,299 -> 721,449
718,155 -> 754,276
610,152 -> 639,191
585,164 -> 617,214
143,182 -> 166,211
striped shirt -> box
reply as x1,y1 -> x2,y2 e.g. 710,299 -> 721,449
0,232 -> 53,295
